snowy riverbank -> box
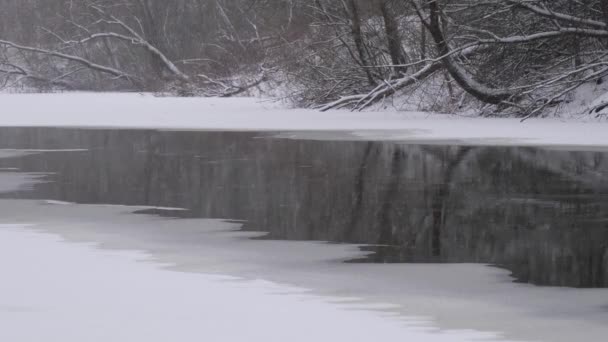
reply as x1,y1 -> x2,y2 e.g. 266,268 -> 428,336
1,92 -> 608,147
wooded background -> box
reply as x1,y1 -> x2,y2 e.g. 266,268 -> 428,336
1,0 -> 607,117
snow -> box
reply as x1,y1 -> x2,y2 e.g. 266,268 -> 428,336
0,222 -> 516,342
557,81 -> 608,116
40,200 -> 188,211
0,148 -> 88,152
0,149 -> 68,194
0,172 -> 46,193
2,199 -> 608,342
0,149 -> 36,159
1,92 -> 607,147
0,149 -> 88,159
41,200 -> 75,205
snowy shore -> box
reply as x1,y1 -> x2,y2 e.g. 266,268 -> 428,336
1,92 -> 607,147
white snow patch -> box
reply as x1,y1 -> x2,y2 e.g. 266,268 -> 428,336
0,150 -> 35,159
42,200 -> 75,206
557,81 -> 608,117
0,149 -> 88,160
0,150 -> 54,193
0,93 -> 607,148
41,200 -> 188,211
97,204 -> 188,211
2,200 -> 606,342
0,223 -> 514,342
0,172 -> 47,194
1,149 -> 89,152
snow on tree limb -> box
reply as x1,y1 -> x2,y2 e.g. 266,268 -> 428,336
89,5 -> 190,82
506,1 -> 607,29
0,39 -> 138,84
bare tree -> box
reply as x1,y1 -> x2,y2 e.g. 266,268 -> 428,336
2,0 -> 608,118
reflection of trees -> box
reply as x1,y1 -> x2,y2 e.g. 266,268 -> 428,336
446,147 -> 608,287
378,148 -> 406,246
427,147 -> 474,258
346,142 -> 374,241
2,128 -> 608,287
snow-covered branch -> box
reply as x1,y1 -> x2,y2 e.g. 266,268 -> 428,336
319,62 -> 443,111
0,39 -> 137,83
475,28 -> 608,45
89,6 -> 190,82
506,1 -> 607,29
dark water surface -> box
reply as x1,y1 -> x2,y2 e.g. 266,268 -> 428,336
1,128 -> 608,288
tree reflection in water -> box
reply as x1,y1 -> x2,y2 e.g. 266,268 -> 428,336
1,128 -> 607,288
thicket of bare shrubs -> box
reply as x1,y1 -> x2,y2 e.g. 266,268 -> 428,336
2,0 -> 608,117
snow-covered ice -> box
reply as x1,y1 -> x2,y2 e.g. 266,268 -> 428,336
1,93 -> 607,147
0,149 -> 67,194
2,199 -> 608,342
0,172 -> 46,193
0,149 -> 87,161
0,222 -> 518,342
0,149 -> 36,159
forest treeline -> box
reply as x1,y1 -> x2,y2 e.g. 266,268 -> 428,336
1,0 -> 608,117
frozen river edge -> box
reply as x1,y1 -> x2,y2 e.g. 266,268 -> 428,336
1,199 -> 607,342
2,93 -> 608,148
0,213 -> 513,342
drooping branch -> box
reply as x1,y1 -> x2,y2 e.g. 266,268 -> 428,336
423,0 -> 512,105
0,39 -> 138,84
0,62 -> 75,89
196,71 -> 267,97
506,0 -> 607,29
318,40 -> 490,112
475,28 -> 608,45
319,61 -> 443,111
89,6 -> 190,82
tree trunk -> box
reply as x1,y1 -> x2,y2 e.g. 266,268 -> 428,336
602,0 -> 608,28
425,0 -> 511,104
420,19 -> 427,61
136,0 -> 169,79
347,0 -> 376,86
429,147 -> 472,257
379,0 -> 408,75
